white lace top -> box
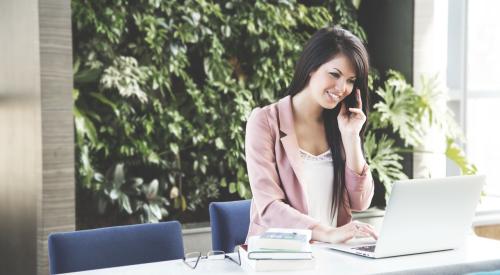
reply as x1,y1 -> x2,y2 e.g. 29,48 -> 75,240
299,148 -> 338,227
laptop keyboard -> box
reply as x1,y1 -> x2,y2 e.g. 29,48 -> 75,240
353,245 -> 376,252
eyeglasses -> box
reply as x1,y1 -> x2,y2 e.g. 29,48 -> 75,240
183,247 -> 241,269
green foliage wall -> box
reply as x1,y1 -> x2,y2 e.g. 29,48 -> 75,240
73,0 -> 473,227
73,0 -> 365,226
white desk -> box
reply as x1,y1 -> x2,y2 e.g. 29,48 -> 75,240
60,235 -> 500,275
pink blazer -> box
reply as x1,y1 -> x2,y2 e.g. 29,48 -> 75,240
245,95 -> 374,239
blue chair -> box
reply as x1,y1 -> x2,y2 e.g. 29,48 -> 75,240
48,221 -> 184,274
209,200 -> 251,253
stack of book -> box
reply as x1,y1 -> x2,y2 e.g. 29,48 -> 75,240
239,228 -> 315,271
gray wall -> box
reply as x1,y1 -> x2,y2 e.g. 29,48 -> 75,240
359,0 -> 415,83
0,0 -> 75,274
183,228 -> 213,253
358,0 -> 415,207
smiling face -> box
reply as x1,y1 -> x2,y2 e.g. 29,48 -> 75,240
306,53 -> 357,109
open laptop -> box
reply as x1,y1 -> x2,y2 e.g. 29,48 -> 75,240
325,175 -> 485,258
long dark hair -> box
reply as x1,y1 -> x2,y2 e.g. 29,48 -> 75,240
287,26 -> 370,222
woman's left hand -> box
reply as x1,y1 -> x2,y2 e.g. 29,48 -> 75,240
337,89 -> 366,136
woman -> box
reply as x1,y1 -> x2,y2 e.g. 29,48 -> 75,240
245,26 -> 378,244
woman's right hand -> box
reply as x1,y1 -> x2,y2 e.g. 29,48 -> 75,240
312,221 -> 378,244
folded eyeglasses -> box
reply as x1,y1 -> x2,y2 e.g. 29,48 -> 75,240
183,247 -> 241,269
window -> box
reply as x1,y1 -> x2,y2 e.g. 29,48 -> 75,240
448,0 -> 500,197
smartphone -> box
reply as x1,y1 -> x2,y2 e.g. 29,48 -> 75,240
344,84 -> 358,109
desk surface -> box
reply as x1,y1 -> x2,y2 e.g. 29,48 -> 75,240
60,235 -> 500,275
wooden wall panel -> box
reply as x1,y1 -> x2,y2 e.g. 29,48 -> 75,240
38,0 -> 75,274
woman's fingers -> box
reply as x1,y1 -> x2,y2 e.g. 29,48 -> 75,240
352,222 -> 378,240
329,222 -> 378,243
348,108 -> 365,116
348,108 -> 366,120
358,225 -> 378,240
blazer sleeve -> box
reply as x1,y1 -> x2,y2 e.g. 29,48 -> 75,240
345,164 -> 374,211
245,108 -> 319,229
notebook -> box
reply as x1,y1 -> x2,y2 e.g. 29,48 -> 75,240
247,228 -> 312,260
239,245 -> 315,271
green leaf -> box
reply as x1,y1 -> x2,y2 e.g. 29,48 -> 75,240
150,204 -> 162,219
109,189 -> 119,200
237,182 -> 246,198
94,173 -> 104,182
119,193 -> 133,214
74,67 -> 102,84
147,152 -> 160,164
364,132 -> 407,195
372,70 -> 424,146
112,163 -> 126,188
220,178 -> 227,187
90,92 -> 119,115
146,179 -> 159,198
181,195 -> 187,211
74,108 -> 98,144
169,143 -> 179,155
73,89 -> 80,101
229,182 -> 236,194
445,139 -> 477,175
215,137 -> 225,149
352,0 -> 362,9
131,177 -> 144,187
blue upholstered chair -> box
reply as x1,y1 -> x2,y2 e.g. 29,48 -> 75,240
48,221 -> 184,274
209,200 -> 251,253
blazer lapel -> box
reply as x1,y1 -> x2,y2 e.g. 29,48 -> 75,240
278,96 -> 309,213
281,135 -> 304,185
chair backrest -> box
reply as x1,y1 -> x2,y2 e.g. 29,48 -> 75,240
209,200 -> 251,253
48,221 -> 184,274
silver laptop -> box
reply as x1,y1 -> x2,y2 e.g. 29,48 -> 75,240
326,175 -> 485,258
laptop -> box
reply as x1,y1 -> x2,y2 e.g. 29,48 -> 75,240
325,175 -> 485,258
